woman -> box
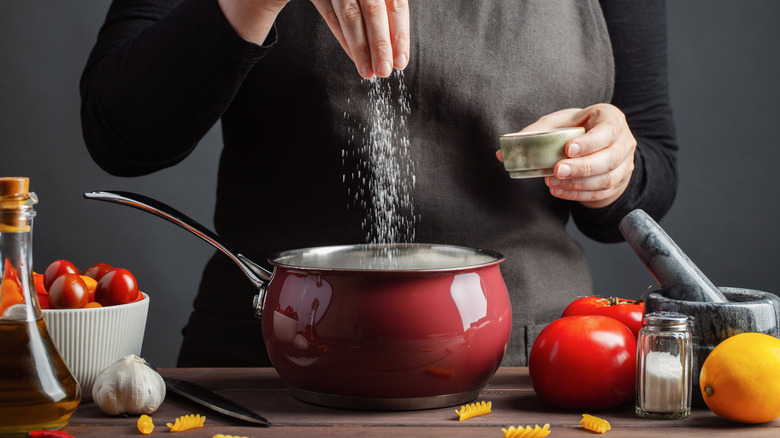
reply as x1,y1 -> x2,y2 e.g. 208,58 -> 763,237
80,0 -> 677,366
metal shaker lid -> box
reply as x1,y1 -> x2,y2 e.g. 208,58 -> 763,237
642,311 -> 690,331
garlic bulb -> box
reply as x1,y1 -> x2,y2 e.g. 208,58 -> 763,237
92,354 -> 166,416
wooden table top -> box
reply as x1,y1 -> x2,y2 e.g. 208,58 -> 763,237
63,367 -> 779,437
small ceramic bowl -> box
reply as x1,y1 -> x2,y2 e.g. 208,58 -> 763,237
42,293 -> 149,398
499,127 -> 585,178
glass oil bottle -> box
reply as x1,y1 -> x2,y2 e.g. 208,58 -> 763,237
0,177 -> 81,434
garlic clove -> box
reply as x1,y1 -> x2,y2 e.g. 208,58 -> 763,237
92,354 -> 166,416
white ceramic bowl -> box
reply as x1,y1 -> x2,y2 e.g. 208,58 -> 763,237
42,293 -> 149,399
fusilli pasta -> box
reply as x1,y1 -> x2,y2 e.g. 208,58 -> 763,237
580,414 -> 610,434
501,423 -> 551,437
167,414 -> 206,432
455,401 -> 492,421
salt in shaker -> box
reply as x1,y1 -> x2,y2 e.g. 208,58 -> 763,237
635,312 -> 692,419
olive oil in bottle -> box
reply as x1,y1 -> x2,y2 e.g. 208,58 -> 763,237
0,319 -> 81,431
0,177 -> 81,434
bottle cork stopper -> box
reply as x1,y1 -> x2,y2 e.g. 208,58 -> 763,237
0,177 -> 32,231
0,177 -> 29,199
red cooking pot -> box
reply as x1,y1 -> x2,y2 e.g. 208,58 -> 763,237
84,191 -> 511,410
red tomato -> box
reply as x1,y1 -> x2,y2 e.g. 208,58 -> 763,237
84,263 -> 114,282
95,268 -> 139,306
43,260 -> 81,291
562,296 -> 645,337
529,315 -> 637,409
48,273 -> 89,309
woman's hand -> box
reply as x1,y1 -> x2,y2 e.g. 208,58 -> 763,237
310,0 -> 410,79
499,104 -> 637,209
218,0 -> 409,79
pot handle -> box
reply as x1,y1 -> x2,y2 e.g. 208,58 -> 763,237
83,191 -> 272,317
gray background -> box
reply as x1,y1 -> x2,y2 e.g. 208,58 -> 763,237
2,1 -> 778,367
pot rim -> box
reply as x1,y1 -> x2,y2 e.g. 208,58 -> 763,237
268,243 -> 505,273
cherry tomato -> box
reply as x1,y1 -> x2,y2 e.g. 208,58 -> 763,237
95,268 -> 139,306
561,296 -> 645,337
84,263 -> 114,282
48,273 -> 89,309
529,315 -> 637,409
43,259 -> 81,291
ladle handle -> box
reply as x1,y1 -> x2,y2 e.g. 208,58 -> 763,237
83,191 -> 273,289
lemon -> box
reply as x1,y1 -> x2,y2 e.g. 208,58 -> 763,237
699,332 -> 780,423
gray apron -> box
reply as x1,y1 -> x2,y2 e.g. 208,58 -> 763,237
181,0 -> 614,367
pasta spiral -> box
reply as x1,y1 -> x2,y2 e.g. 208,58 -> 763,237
501,423 -> 551,437
167,414 -> 207,432
136,414 -> 154,435
455,401 -> 492,421
580,414 -> 610,434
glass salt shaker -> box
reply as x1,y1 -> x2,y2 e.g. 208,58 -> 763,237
635,312 -> 692,419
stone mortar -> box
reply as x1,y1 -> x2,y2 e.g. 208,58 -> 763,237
645,287 -> 780,407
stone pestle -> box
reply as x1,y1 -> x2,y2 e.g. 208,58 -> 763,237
619,209 -> 728,303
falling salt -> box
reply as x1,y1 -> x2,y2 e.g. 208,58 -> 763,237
342,71 -> 417,265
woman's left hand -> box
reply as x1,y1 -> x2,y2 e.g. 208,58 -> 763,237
500,104 -> 637,209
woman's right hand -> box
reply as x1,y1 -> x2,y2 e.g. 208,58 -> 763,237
310,0 -> 410,79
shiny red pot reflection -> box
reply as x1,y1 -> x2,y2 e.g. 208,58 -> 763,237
262,263 -> 511,404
